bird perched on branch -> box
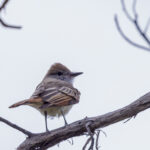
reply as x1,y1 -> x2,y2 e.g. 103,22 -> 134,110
9,63 -> 83,131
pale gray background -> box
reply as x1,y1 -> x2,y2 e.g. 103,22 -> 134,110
0,0 -> 150,149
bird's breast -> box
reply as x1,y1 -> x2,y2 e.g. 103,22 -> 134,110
45,105 -> 73,117
30,104 -> 73,118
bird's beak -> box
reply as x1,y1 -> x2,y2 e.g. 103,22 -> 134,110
70,72 -> 83,77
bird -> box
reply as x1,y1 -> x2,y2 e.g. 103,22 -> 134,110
9,63 -> 83,131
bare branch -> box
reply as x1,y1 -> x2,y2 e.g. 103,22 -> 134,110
0,0 -> 22,29
123,113 -> 137,123
0,116 -> 35,137
67,138 -> 74,145
121,0 -> 133,21
132,0 -> 138,19
3,90 -> 150,150
95,129 -> 106,150
144,18 -> 150,34
85,122 -> 94,150
134,20 -> 150,45
0,18 -> 22,29
0,89 -> 150,149
83,137 -> 91,150
131,0 -> 150,45
114,15 -> 150,51
95,130 -> 100,150
115,0 -> 150,51
0,0 -> 9,11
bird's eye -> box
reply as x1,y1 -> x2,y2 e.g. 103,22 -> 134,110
57,72 -> 63,76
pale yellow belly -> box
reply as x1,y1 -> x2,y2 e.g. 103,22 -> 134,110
29,103 -> 73,118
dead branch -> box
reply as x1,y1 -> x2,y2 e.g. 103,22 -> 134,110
82,137 -> 91,150
114,15 -> 150,51
0,0 -> 22,29
1,91 -> 150,149
95,130 -> 100,150
114,0 -> 150,51
0,117 -> 36,137
84,121 -> 95,150
0,0 -> 9,11
0,17 -> 21,29
144,18 -> 150,34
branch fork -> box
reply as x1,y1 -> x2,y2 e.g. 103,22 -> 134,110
114,0 -> 150,51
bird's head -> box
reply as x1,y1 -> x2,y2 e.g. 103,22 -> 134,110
45,63 -> 83,83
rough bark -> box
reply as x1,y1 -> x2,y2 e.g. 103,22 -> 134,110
16,91 -> 150,150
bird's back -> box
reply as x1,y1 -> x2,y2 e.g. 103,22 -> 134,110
29,78 -> 80,117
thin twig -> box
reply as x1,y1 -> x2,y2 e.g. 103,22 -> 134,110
67,138 -> 74,145
0,116 -> 35,137
82,137 -> 91,150
115,0 -> 150,51
95,130 -> 100,150
123,114 -> 137,123
130,0 -> 150,45
121,0 -> 133,21
95,129 -> 107,150
99,129 -> 107,137
0,0 -> 9,11
132,0 -> 137,19
134,19 -> 150,45
144,18 -> 150,34
114,15 -> 150,51
123,117 -> 132,123
85,122 -> 94,150
0,17 -> 22,29
0,0 -> 22,29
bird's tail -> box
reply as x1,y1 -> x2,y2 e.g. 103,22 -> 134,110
9,98 -> 42,108
9,99 -> 30,108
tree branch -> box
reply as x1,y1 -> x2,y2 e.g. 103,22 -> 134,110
0,116 -> 35,137
121,0 -> 133,21
114,15 -> 150,51
115,0 -> 150,51
0,0 -> 22,29
144,18 -> 150,34
0,17 -> 22,29
0,0 -> 9,11
132,0 -> 137,19
1,91 -> 150,149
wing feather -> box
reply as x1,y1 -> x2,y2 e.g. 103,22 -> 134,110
30,80 -> 80,109
30,82 -> 45,98
40,86 -> 80,108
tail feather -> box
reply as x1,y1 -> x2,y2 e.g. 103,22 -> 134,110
9,98 -> 42,108
9,99 -> 29,108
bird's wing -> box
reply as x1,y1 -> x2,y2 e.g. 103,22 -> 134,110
40,86 -> 80,108
30,82 -> 46,98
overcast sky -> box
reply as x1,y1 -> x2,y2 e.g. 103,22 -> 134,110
0,0 -> 150,149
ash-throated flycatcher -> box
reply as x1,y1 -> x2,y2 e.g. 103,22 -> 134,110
9,63 -> 83,131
